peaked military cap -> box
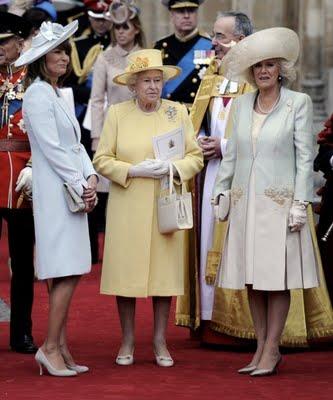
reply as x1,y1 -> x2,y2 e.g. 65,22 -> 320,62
0,11 -> 32,40
161,0 -> 205,9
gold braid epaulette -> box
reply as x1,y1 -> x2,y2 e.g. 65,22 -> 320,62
70,40 -> 103,84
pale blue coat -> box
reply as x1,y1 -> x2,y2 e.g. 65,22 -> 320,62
23,79 -> 96,279
213,87 -> 319,290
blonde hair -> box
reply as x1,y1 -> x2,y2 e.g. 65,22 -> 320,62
246,58 -> 297,88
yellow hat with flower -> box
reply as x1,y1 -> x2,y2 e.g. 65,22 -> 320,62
113,49 -> 181,86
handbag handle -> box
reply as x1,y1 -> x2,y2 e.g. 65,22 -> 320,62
168,163 -> 187,196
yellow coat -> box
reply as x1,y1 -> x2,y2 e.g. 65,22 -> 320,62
93,99 -> 203,297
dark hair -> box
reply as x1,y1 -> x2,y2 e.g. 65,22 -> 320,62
26,40 -> 72,88
110,15 -> 146,48
22,8 -> 51,34
218,11 -> 253,37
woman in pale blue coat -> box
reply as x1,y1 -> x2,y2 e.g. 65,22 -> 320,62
213,28 -> 319,376
16,21 -> 97,377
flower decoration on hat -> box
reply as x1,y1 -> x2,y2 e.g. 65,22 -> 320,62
129,57 -> 149,71
33,21 -> 64,46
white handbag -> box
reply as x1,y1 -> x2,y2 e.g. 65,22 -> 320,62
157,164 -> 193,234
217,190 -> 230,221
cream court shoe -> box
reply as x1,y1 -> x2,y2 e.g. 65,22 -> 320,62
116,354 -> 134,366
154,352 -> 174,367
35,348 -> 77,377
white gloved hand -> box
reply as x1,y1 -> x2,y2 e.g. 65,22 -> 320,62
128,160 -> 169,179
288,201 -> 308,232
15,167 -> 32,196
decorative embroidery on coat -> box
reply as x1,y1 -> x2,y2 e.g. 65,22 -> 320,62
264,187 -> 293,205
231,187 -> 243,206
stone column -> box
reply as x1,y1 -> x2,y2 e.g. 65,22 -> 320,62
299,0 -> 327,128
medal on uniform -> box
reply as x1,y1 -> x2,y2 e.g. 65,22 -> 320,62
193,50 -> 215,65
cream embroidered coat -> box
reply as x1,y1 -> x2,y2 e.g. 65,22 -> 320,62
213,87 -> 319,291
93,99 -> 203,297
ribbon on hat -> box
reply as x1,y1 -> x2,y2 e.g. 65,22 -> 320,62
32,21 -> 64,48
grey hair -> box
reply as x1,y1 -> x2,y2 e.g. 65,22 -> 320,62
217,11 -> 253,37
127,69 -> 166,91
246,58 -> 297,88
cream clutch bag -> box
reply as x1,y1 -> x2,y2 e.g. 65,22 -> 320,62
217,190 -> 230,221
157,164 -> 193,234
63,182 -> 86,213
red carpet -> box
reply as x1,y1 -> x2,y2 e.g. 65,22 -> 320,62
1,225 -> 333,400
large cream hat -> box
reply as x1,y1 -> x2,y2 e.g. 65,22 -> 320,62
15,20 -> 78,67
221,27 -> 300,82
113,49 -> 181,86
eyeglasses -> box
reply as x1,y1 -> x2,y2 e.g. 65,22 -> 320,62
114,23 -> 130,30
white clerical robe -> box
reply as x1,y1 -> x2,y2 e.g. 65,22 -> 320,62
199,95 -> 233,320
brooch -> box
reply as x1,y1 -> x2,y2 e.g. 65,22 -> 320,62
165,106 -> 177,122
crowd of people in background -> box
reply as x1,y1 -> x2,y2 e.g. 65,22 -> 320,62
1,0 -> 333,378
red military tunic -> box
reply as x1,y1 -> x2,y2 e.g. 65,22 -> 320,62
0,67 -> 31,209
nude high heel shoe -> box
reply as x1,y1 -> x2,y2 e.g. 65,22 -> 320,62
250,356 -> 282,377
238,364 -> 257,374
66,364 -> 89,373
35,348 -> 77,377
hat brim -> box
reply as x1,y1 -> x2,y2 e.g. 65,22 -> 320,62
221,27 -> 300,83
15,21 -> 78,67
87,10 -> 108,19
0,33 -> 14,40
113,65 -> 181,86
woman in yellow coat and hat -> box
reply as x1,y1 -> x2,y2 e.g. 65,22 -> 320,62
93,49 -> 203,367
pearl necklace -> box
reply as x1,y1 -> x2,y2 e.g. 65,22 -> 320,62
257,92 -> 281,114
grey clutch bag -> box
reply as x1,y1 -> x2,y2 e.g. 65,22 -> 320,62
63,182 -> 85,213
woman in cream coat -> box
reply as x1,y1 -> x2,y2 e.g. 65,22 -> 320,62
213,28 -> 319,376
93,49 -> 203,367
90,1 -> 145,151
16,21 -> 97,377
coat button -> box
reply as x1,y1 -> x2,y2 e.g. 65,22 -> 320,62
166,93 -> 171,99
162,42 -> 168,48
164,53 -> 169,59
190,92 -> 196,98
192,78 -> 198,83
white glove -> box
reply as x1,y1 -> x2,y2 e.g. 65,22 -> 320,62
288,201 -> 308,232
15,167 -> 32,196
128,160 -> 169,179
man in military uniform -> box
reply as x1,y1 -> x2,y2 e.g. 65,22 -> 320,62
0,11 -> 37,353
155,0 -> 212,105
66,0 -> 112,263
175,12 -> 254,343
